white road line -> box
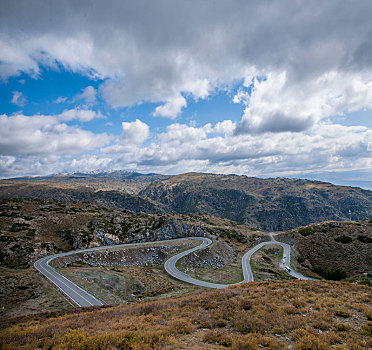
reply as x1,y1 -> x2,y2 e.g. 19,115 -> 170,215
34,236 -> 311,306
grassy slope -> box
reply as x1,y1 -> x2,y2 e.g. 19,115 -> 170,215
1,281 -> 371,349
279,220 -> 372,277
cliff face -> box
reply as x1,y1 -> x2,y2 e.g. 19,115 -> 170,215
140,173 -> 372,230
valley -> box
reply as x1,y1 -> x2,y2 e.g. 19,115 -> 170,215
0,171 -> 371,349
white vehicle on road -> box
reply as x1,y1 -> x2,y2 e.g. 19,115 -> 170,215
284,265 -> 291,272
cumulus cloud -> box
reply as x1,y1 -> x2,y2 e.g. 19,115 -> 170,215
0,113 -> 110,156
58,108 -> 104,122
1,1 -> 372,182
235,70 -> 372,134
97,119 -> 371,177
121,119 -> 149,145
10,91 -> 26,107
153,95 -> 187,119
1,1 -> 372,124
74,85 -> 97,105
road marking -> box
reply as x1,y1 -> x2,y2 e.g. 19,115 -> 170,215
36,261 -> 96,307
35,236 -> 312,306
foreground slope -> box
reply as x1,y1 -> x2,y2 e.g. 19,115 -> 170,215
1,281 -> 371,349
141,172 -> 372,230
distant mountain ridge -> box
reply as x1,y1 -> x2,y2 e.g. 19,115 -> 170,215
1,171 -> 371,230
140,173 -> 372,230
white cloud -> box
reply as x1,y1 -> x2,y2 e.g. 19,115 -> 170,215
75,85 -> 97,105
58,109 -> 104,122
235,70 -> 372,134
121,119 -> 149,145
99,120 -> 372,178
183,79 -> 210,100
10,91 -> 26,107
1,1 -> 372,181
54,96 -> 67,104
233,89 -> 250,105
2,1 -> 372,124
0,113 -> 111,156
153,95 -> 187,119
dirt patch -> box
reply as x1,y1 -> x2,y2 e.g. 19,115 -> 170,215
51,239 -> 199,268
59,265 -> 198,304
177,240 -> 244,284
250,244 -> 293,281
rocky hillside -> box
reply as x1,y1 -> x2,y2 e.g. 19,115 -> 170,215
140,172 -> 372,230
0,197 -> 254,269
277,220 -> 372,278
0,180 -> 165,214
8,171 -> 169,194
1,171 -> 372,230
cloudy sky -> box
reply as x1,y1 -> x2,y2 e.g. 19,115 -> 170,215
1,0 -> 372,189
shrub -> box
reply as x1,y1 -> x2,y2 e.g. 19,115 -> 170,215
298,227 -> 316,236
203,330 -> 232,347
334,235 -> 352,243
333,323 -> 351,332
240,299 -> 253,310
168,319 -> 193,334
334,309 -> 352,318
357,235 -> 372,243
295,334 -> 329,350
232,335 -> 259,350
9,222 -> 30,232
312,266 -> 347,281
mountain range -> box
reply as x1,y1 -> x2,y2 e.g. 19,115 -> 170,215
1,171 -> 371,230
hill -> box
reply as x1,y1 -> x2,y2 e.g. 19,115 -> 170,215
278,220 -> 372,279
0,180 -> 165,214
1,171 -> 371,230
0,197 -> 259,319
8,171 -> 169,194
140,172 -> 372,230
1,280 -> 371,349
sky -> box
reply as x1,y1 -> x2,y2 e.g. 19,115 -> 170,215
0,0 -> 372,189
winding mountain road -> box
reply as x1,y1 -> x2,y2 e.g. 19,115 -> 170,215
34,236 -> 310,307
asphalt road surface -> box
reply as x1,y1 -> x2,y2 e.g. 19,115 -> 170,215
165,238 -> 310,288
34,237 -> 204,307
35,236 -> 310,306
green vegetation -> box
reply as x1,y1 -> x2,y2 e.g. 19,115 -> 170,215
9,222 -> 30,232
335,235 -> 353,243
312,265 -> 347,280
205,227 -> 248,243
358,235 -> 372,243
298,224 -> 327,236
345,273 -> 372,287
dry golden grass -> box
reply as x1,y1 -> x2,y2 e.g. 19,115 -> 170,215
1,280 -> 371,349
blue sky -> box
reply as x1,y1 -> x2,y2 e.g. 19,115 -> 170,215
0,1 -> 371,189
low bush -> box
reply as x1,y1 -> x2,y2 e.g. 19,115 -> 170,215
203,330 -> 232,347
334,235 -> 352,244
357,235 -> 372,243
312,266 -> 347,280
